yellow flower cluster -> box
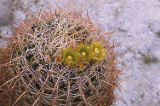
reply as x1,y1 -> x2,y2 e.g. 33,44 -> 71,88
62,41 -> 106,67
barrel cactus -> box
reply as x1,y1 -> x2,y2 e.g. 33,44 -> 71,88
0,7 -> 120,106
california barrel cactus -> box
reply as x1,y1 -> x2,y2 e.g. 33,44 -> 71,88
0,6 -> 120,106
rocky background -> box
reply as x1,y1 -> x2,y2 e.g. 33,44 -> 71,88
0,0 -> 160,106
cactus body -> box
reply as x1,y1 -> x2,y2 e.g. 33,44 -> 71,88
0,8 -> 120,106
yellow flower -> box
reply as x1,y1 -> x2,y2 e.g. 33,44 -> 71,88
76,43 -> 92,62
62,48 -> 78,66
90,41 -> 106,61
60,41 -> 105,68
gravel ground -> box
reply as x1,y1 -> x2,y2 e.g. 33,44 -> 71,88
0,0 -> 160,106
